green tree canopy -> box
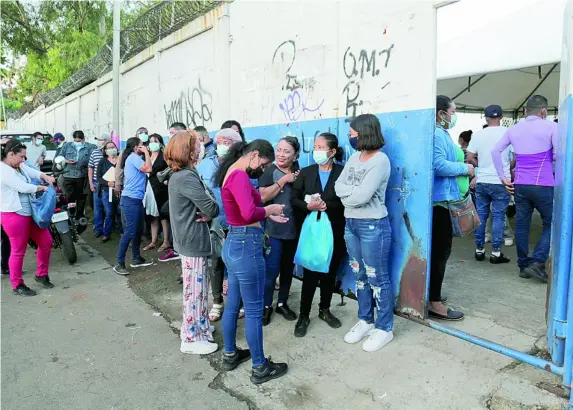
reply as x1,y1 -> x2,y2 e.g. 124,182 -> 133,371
0,0 -> 157,107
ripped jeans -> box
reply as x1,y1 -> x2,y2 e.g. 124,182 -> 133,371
344,217 -> 394,332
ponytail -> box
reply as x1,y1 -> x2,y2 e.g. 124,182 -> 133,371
334,146 -> 344,162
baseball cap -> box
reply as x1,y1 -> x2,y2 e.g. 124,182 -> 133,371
95,132 -> 111,142
484,105 -> 502,118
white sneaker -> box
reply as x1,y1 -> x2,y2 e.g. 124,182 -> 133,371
504,238 -> 514,247
344,320 -> 375,344
362,329 -> 394,352
180,340 -> 218,355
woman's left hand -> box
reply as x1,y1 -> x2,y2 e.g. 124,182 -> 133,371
269,215 -> 289,224
40,174 -> 56,185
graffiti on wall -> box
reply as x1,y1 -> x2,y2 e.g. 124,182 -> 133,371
163,79 -> 213,129
342,44 -> 395,119
272,40 -> 325,122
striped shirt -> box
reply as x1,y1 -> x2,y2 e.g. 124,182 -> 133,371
88,149 -> 104,184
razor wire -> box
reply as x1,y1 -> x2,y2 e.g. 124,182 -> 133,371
10,0 -> 221,120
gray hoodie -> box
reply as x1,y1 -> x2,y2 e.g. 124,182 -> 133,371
168,167 -> 219,257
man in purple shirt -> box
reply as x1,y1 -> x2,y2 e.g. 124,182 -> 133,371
491,95 -> 558,282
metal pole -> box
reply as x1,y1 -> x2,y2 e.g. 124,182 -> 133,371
112,1 -> 120,139
0,88 -> 7,130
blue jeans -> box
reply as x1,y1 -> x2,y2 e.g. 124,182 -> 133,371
92,187 -> 105,235
102,189 -> 122,237
221,226 -> 266,367
263,237 -> 297,307
344,218 -> 394,331
117,196 -> 145,265
514,185 -> 554,268
474,183 -> 510,250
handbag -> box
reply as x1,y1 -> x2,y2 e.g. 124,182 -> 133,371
294,211 -> 334,273
29,185 -> 57,229
447,193 -> 480,237
210,218 -> 226,259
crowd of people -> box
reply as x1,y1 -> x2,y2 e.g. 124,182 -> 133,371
0,93 -> 558,385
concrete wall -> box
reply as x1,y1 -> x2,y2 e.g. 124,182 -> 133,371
8,1 -> 440,318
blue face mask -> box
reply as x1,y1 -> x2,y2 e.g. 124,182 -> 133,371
74,141 -> 84,148
349,136 -> 359,151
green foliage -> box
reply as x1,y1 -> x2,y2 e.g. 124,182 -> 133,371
1,0 -> 155,105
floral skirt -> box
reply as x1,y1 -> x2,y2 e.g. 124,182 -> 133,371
180,256 -> 213,343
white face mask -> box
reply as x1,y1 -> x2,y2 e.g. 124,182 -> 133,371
312,150 -> 331,165
35,139 -> 43,146
216,145 -> 230,158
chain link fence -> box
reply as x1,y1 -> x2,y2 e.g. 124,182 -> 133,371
10,0 -> 222,120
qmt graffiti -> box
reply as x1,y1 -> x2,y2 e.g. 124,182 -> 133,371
163,79 -> 212,129
272,40 -> 325,123
342,44 -> 395,118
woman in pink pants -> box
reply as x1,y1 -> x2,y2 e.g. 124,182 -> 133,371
1,139 -> 56,296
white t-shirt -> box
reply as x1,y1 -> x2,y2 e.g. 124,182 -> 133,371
467,126 -> 512,184
26,143 -> 47,168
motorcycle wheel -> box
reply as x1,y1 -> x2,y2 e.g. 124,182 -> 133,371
60,231 -> 77,264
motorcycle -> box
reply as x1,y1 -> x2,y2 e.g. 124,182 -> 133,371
29,179 -> 88,265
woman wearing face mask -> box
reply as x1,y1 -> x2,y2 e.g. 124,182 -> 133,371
113,137 -> 154,275
215,139 -> 289,384
165,130 -> 220,354
115,127 -> 149,197
96,141 -> 122,243
335,114 -> 394,353
258,136 -> 301,325
292,133 -> 346,337
430,96 -> 474,321
1,140 -> 56,296
143,134 -> 171,252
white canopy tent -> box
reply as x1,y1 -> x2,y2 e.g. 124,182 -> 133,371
436,0 -> 565,116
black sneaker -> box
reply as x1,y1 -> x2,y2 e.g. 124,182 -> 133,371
318,309 -> 342,329
34,275 -> 54,289
113,263 -> 129,276
519,268 -> 531,279
490,253 -> 510,264
522,263 -> 548,283
13,284 -> 36,297
177,277 -> 183,284
130,258 -> 153,268
263,306 -> 273,326
250,358 -> 288,385
276,303 -> 297,321
221,347 -> 251,371
475,250 -> 486,261
294,315 -> 310,338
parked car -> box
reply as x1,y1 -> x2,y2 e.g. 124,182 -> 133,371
0,130 -> 57,173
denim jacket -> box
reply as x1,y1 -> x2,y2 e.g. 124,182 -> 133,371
196,155 -> 228,229
433,126 -> 468,203
58,142 -> 97,179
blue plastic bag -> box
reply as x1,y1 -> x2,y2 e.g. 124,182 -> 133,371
29,185 -> 56,229
294,211 -> 334,273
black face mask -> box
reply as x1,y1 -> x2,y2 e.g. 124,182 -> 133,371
246,166 -> 264,179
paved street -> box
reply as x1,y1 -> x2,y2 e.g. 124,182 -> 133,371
1,216 -> 569,409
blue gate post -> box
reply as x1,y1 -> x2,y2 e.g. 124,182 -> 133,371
565,247 -> 573,406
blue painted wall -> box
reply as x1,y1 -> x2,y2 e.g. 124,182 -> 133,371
235,108 -> 435,318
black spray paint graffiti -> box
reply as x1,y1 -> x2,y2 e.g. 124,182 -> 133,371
272,40 -> 325,122
163,79 -> 212,129
342,44 -> 395,119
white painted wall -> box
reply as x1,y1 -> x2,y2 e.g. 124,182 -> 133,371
8,1 -> 439,142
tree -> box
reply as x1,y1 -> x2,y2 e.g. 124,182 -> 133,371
1,0 -> 156,105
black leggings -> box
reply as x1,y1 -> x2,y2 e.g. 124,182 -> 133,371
429,206 -> 453,302
299,241 -> 345,317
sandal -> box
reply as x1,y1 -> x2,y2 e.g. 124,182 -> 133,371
143,243 -> 157,251
209,304 -> 224,322
238,308 -> 245,319
428,308 -> 464,321
158,243 -> 171,252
